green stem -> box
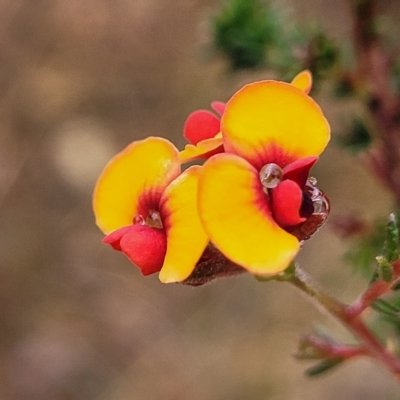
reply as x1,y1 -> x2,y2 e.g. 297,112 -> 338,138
279,264 -> 347,318
285,264 -> 400,380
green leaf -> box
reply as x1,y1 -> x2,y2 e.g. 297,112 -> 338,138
254,274 -> 274,282
305,358 -> 344,377
213,0 -> 280,70
254,262 -> 296,282
339,118 -> 372,153
344,220 -> 386,277
385,213 -> 399,262
333,75 -> 356,98
391,281 -> 400,291
369,270 -> 379,285
344,213 -> 400,279
306,31 -> 339,78
277,261 -> 296,280
391,57 -> 400,92
374,293 -> 400,334
376,256 -> 393,282
371,299 -> 400,317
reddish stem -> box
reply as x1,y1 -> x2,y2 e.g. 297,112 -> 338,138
301,334 -> 366,360
347,279 -> 400,318
352,0 -> 400,205
287,264 -> 400,380
347,260 -> 400,318
342,316 -> 400,380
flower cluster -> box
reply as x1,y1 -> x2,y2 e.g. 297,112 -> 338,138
93,71 -> 331,284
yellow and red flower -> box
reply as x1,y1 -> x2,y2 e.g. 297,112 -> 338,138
93,137 -> 208,283
179,101 -> 225,163
93,70 -> 329,283
291,69 -> 313,94
179,70 -> 313,164
198,77 -> 330,276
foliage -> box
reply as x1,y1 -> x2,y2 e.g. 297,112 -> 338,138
210,0 -> 400,380
213,0 -> 279,69
338,118 -> 372,153
212,0 -> 340,81
344,218 -> 387,277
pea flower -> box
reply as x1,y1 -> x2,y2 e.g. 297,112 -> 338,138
179,101 -> 225,163
290,69 -> 313,94
179,70 -> 313,163
198,78 -> 330,276
93,137 -> 208,283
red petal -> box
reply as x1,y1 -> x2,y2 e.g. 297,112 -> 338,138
106,225 -> 167,276
283,156 -> 318,188
183,110 -> 221,145
103,226 -> 132,250
211,101 -> 226,116
271,180 -> 306,227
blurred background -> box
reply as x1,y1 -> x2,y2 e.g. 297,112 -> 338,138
0,0 -> 400,399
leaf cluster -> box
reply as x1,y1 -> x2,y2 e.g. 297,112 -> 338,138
338,118 -> 372,153
213,0 -> 279,70
348,214 -> 400,339
212,0 -> 340,79
344,217 -> 388,277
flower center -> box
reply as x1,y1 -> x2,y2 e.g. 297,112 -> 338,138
287,177 -> 330,241
133,210 -> 163,229
259,163 -> 283,189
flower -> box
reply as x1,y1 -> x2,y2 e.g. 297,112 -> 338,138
291,69 -> 313,94
179,70 -> 313,164
93,71 -> 328,284
93,137 -> 208,283
179,101 -> 225,163
183,101 -> 225,145
197,78 -> 330,276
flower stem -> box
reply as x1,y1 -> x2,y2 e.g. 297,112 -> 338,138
299,334 -> 366,360
284,264 -> 400,380
347,260 -> 400,318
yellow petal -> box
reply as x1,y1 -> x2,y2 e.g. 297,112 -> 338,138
198,154 -> 300,275
93,137 -> 180,234
159,166 -> 209,283
291,70 -> 312,94
221,81 -> 330,169
179,136 -> 224,163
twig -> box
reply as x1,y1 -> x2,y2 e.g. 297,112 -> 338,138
347,263 -> 400,318
286,263 -> 400,380
352,0 -> 400,205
